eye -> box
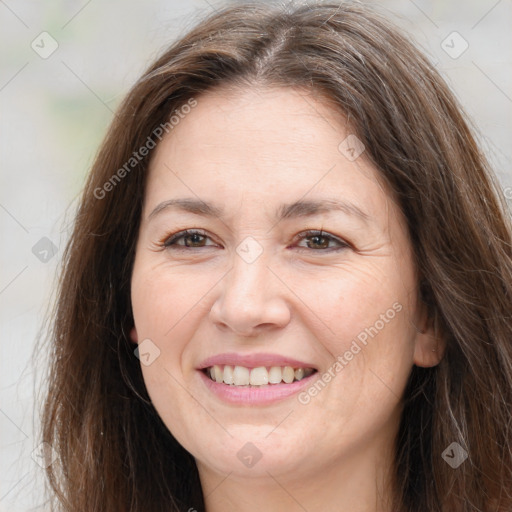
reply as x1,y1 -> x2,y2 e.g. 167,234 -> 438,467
293,230 -> 350,252
162,229 -> 218,249
160,228 -> 350,252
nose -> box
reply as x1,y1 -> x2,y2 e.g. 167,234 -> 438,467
209,252 -> 291,337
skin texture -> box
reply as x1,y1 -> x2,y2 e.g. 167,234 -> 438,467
130,86 -> 444,512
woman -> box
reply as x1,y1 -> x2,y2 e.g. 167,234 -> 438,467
41,1 -> 512,511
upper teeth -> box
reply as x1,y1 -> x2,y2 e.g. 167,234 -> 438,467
206,365 -> 314,386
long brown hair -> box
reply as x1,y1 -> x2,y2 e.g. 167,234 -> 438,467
41,2 -> 512,510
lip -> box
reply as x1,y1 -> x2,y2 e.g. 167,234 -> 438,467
198,368 -> 318,405
197,352 -> 317,371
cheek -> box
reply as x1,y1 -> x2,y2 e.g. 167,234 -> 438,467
309,258 -> 412,345
130,259 -> 224,409
130,261 -> 205,401
131,260 -> 218,341
130,262 -> 213,439
304,258 -> 416,402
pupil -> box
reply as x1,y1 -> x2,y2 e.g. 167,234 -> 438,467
187,233 -> 204,246
310,235 -> 327,248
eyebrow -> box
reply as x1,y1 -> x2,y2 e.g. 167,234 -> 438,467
148,197 -> 370,224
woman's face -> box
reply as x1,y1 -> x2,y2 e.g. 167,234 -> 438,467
130,86 -> 439,486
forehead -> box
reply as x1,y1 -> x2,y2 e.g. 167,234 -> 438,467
153,86 -> 353,169
144,86 -> 399,228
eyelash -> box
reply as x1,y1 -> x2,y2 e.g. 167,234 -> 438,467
161,229 -> 350,252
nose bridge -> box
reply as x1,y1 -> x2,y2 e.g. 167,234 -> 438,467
225,246 -> 273,307
225,234 -> 272,295
210,241 -> 290,333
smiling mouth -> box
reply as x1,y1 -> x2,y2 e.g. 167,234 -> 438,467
203,364 -> 317,387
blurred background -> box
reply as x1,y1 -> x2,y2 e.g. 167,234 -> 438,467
1,0 -> 511,510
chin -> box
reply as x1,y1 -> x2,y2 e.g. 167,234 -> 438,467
191,433 -> 314,479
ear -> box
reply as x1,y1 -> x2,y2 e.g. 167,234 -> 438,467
129,326 -> 139,344
413,306 -> 446,368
